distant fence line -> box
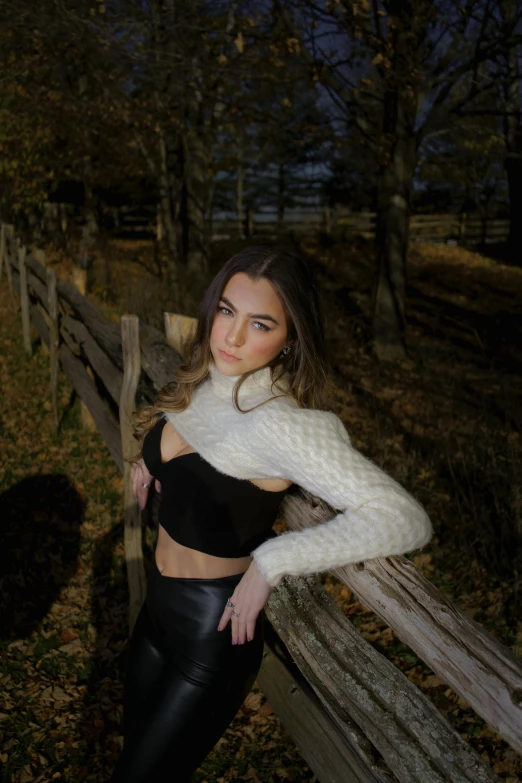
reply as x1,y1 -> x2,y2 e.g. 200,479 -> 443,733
1,220 -> 521,783
130,207 -> 511,245
39,202 -> 509,245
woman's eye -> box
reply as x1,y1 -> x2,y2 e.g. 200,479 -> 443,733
253,321 -> 270,332
219,306 -> 232,315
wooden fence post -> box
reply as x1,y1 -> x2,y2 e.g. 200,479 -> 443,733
156,205 -> 164,242
72,266 -> 87,295
69,269 -> 96,430
164,312 -> 198,358
47,269 -> 59,429
19,245 -> 32,357
32,248 -> 46,267
119,314 -> 146,633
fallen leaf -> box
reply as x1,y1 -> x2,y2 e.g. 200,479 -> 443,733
60,627 -> 79,644
59,638 -> 84,655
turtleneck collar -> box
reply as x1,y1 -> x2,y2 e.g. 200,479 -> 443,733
208,362 -> 288,404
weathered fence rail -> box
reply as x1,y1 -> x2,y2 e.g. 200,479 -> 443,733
1,222 -> 521,783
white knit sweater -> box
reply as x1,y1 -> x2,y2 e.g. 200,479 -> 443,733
164,364 -> 433,587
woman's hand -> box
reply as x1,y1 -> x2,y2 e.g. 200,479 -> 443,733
131,459 -> 161,510
217,559 -> 274,645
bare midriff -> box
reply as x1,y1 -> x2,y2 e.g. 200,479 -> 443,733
154,420 -> 292,579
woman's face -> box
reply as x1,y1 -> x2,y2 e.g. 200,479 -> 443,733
210,273 -> 290,376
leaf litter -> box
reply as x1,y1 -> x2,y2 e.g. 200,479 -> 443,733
0,281 -> 316,782
2,234 -> 522,781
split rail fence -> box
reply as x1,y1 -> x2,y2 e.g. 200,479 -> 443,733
1,221 -> 521,783
101,204 -> 510,246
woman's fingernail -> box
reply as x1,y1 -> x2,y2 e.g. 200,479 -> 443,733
232,639 -> 236,645
247,636 -> 252,642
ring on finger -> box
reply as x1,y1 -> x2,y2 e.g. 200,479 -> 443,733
231,610 -> 240,618
226,599 -> 235,608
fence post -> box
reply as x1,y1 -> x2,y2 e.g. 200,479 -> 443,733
32,248 -> 47,267
164,312 -> 198,358
156,205 -> 164,242
47,269 -> 59,429
72,266 -> 87,295
19,245 -> 32,357
70,269 -> 96,430
119,314 -> 146,633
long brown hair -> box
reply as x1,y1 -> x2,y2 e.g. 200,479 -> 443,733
133,245 -> 332,450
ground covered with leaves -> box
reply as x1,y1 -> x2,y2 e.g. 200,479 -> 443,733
0,282 -> 317,782
2,235 -> 522,782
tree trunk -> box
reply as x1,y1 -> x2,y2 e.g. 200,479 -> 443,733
237,131 -> 245,239
277,161 -> 285,230
149,0 -> 185,310
373,42 -> 418,363
182,130 -> 211,289
497,0 -> 522,261
503,38 -> 522,258
505,148 -> 522,258
158,132 -> 183,311
80,159 -> 99,272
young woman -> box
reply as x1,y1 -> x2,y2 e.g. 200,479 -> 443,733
112,245 -> 432,782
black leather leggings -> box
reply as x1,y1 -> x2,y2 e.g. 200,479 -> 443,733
111,559 -> 265,782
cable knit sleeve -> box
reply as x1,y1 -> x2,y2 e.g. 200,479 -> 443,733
250,405 -> 433,588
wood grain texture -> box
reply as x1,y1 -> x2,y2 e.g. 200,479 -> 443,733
47,269 -> 59,429
26,268 -> 49,311
61,315 -> 122,405
266,574 -> 500,783
139,321 -> 181,391
59,344 -> 123,471
283,491 -> 522,756
57,277 -> 123,368
18,246 -> 32,356
164,311 -> 197,358
257,633 -> 392,782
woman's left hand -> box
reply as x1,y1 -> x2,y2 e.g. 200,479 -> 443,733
217,559 -> 274,645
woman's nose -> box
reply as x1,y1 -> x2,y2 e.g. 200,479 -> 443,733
226,322 -> 245,346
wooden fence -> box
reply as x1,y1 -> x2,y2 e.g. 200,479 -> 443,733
95,204 -> 510,246
1,221 -> 521,783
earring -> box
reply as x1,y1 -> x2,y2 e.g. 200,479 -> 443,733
282,346 -> 291,356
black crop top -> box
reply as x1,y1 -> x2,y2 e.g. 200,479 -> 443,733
142,418 -> 291,558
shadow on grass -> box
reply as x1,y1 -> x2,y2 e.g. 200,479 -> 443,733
0,474 -> 84,641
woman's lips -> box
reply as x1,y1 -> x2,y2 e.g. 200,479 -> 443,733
218,349 -> 240,362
